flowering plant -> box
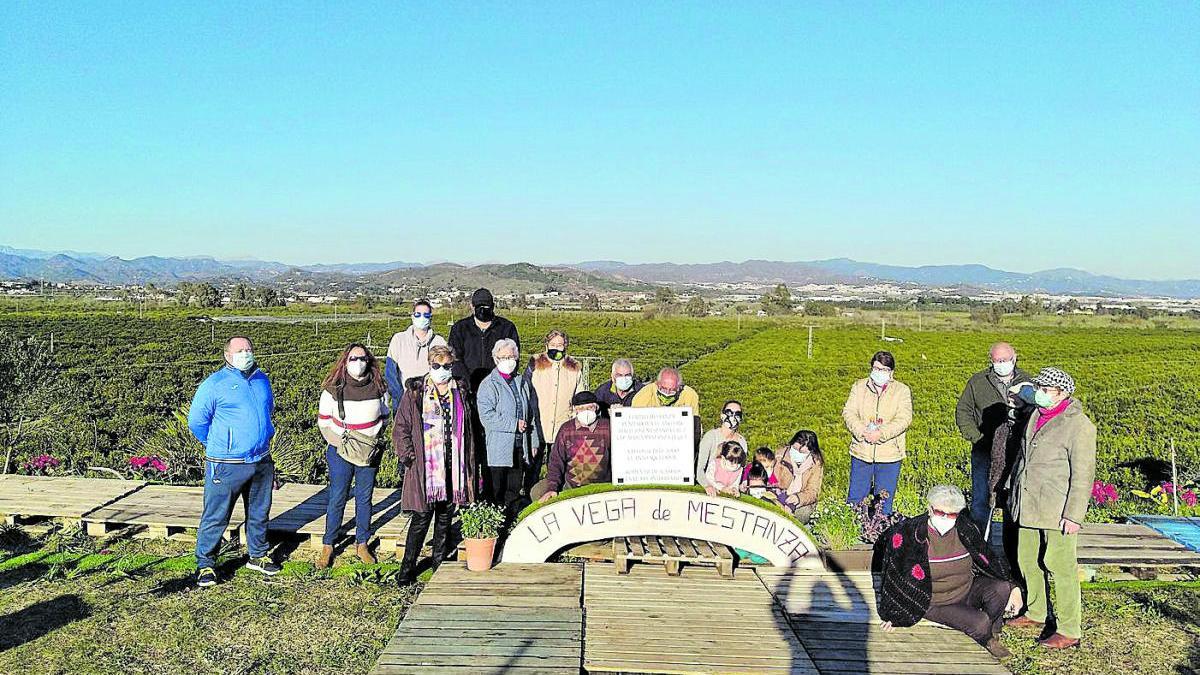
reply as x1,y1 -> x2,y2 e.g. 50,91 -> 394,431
850,492 -> 906,545
129,455 -> 168,480
21,454 -> 61,476
1091,480 -> 1119,506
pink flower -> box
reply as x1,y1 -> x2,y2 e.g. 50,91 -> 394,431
1162,482 -> 1177,495
1092,481 -> 1119,505
891,533 -> 903,549
129,456 -> 148,468
911,564 -> 925,581
1183,490 -> 1198,507
150,459 -> 167,472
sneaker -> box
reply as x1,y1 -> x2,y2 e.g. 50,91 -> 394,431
246,557 -> 281,576
196,567 -> 218,587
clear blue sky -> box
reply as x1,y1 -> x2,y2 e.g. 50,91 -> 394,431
1,3 -> 1197,278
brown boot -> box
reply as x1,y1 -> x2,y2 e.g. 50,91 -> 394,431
984,638 -> 1011,659
1005,615 -> 1044,629
356,543 -> 377,564
1038,633 -> 1081,649
316,545 -> 334,569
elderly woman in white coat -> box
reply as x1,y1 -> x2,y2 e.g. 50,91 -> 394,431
475,338 -> 541,521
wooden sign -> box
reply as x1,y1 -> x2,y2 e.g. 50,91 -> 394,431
610,407 -> 694,485
501,488 -> 822,568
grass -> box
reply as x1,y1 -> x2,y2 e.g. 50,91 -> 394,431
0,533 -> 419,675
1002,580 -> 1200,674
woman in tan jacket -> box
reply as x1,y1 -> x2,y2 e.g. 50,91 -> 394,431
782,430 -> 825,524
523,329 -> 585,495
842,351 -> 912,515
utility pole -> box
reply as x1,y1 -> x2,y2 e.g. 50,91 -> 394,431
211,324 -> 215,344
1171,438 -> 1179,516
49,333 -> 54,353
805,325 -> 816,359
737,313 -> 742,331
880,317 -> 886,340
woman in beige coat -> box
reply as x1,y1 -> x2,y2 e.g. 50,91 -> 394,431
523,329 -> 585,495
842,350 -> 912,514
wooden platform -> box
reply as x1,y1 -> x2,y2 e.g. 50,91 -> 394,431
267,483 -> 411,554
371,562 -> 584,674
989,521 -> 1200,568
0,475 -> 146,527
584,562 -> 817,674
757,568 -> 1009,675
82,484 -> 241,541
614,535 -> 735,577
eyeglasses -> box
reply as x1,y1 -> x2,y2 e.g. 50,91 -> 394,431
658,389 -> 680,397
872,365 -> 893,373
347,356 -> 369,363
930,509 -> 959,519
430,362 -> 453,371
413,312 -> 432,318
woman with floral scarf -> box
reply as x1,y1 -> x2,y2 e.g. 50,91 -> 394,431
394,345 -> 477,584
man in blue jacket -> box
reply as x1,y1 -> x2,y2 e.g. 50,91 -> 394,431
188,336 -> 280,587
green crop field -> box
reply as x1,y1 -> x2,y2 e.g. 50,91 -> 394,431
2,306 -> 1200,674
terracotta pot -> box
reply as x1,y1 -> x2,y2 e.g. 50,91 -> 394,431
464,537 -> 497,571
822,546 -> 875,572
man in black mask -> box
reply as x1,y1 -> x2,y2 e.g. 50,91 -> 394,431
448,288 -> 521,394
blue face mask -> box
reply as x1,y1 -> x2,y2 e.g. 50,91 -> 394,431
229,351 -> 255,372
869,370 -> 891,386
615,375 -> 634,391
412,316 -> 432,330
1034,390 -> 1057,408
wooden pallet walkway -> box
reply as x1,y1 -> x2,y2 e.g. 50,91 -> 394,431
0,475 -> 146,528
82,484 -> 241,541
614,535 -> 736,577
584,561 -> 817,674
757,568 -> 1009,675
989,521 -> 1200,568
267,483 -> 411,554
371,562 -> 584,674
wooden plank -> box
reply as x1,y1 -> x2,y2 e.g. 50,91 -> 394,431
0,476 -> 146,519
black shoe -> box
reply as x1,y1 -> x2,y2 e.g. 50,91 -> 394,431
196,567 -> 218,587
246,557 -> 281,576
398,566 -> 417,585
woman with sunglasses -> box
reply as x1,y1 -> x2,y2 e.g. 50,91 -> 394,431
385,298 -> 448,416
877,484 -> 1021,659
695,400 -> 748,488
394,345 -> 478,583
316,342 -> 390,568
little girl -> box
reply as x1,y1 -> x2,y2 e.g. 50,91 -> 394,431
705,441 -> 747,496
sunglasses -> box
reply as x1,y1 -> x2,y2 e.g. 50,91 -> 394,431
430,362 -> 453,371
413,312 -> 432,318
722,409 -> 743,416
347,356 -> 369,363
931,509 -> 959,519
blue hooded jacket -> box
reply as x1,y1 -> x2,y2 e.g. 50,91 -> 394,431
188,365 -> 275,463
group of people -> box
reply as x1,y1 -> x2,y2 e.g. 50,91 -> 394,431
185,289 -> 1097,655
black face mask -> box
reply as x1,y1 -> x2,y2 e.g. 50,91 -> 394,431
547,349 -> 565,361
474,305 -> 495,322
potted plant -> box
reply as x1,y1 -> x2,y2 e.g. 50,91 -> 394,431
460,502 -> 506,571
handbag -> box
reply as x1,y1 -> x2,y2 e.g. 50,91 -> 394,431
335,384 -> 382,467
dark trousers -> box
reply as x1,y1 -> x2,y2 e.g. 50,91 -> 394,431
523,442 -> 547,497
924,576 -> 1013,645
196,458 -> 274,569
847,457 -> 902,514
323,445 -> 378,545
969,444 -> 994,531
488,464 -> 525,522
400,501 -> 456,574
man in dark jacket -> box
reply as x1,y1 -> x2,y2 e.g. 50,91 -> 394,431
593,358 -> 644,418
448,288 -> 521,394
955,342 -> 1034,531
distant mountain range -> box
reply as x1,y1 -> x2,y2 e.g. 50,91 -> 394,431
3,245 -> 1199,298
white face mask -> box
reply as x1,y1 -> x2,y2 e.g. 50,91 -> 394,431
930,514 -> 956,535
870,369 -> 891,386
347,360 -> 367,378
412,316 -> 431,331
576,409 -> 597,426
497,358 -> 518,375
615,375 -> 634,391
229,351 -> 255,371
789,446 -> 807,464
748,487 -> 766,499
992,360 -> 1015,377
430,366 -> 453,384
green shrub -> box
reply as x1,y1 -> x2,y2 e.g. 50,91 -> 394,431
460,502 -> 505,540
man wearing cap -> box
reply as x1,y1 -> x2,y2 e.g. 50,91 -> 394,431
532,391 -> 611,503
954,341 -> 1035,532
448,288 -> 521,394
1005,367 -> 1096,650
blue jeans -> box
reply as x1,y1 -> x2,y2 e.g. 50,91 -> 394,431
969,444 -> 993,530
323,445 -> 378,545
196,458 -> 274,569
847,457 -> 902,515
